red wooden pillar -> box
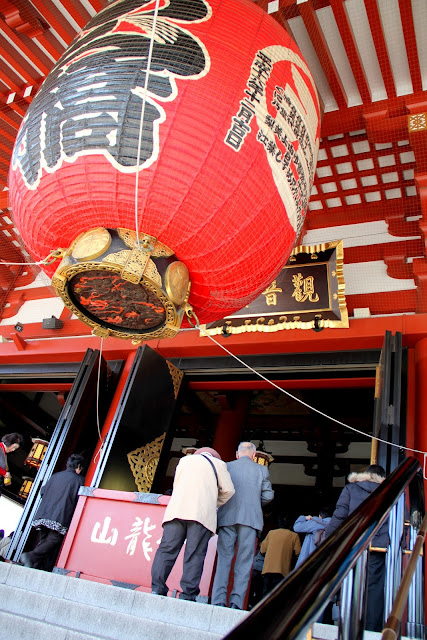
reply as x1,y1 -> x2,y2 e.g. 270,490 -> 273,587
213,391 -> 249,463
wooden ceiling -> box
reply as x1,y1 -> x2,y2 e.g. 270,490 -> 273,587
0,0 -> 426,320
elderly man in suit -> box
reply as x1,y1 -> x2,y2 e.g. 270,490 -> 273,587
211,441 -> 274,609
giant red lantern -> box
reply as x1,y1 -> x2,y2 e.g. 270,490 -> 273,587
9,0 -> 320,342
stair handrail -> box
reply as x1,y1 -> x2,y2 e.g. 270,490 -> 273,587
382,513 -> 427,640
223,456 -> 424,640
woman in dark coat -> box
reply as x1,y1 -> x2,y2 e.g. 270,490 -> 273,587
21,454 -> 85,571
325,464 -> 389,632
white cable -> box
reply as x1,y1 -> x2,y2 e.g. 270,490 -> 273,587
134,0 -> 161,251
195,321 -> 427,459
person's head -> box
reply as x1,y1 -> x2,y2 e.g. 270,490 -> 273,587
1,432 -> 24,453
277,515 -> 290,529
236,442 -> 256,460
66,454 -> 85,474
194,447 -> 222,460
319,507 -> 330,519
366,464 -> 386,478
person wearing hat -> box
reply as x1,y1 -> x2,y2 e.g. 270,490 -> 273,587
151,446 -> 235,601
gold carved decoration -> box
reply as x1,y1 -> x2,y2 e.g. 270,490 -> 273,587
164,262 -> 190,306
102,249 -> 161,286
127,433 -> 166,493
102,249 -> 131,266
408,113 -> 427,133
166,360 -> 184,399
121,248 -> 151,284
51,227 -> 192,343
118,228 -> 174,257
144,259 -> 162,287
71,227 -> 112,261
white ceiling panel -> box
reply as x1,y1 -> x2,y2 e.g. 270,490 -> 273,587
288,15 -> 338,112
345,0 -> 387,102
317,5 -> 362,107
412,0 -> 427,90
378,0 -> 413,96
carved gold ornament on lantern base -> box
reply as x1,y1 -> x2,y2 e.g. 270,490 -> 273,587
51,227 -> 192,344
127,433 -> 166,493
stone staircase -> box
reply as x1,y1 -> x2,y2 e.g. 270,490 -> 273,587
0,562 -> 404,640
0,561 -> 246,640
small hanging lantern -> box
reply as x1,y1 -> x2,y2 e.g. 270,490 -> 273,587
18,476 -> 34,500
25,438 -> 49,468
254,440 -> 274,467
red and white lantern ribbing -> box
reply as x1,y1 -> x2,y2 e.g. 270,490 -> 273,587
9,0 -> 320,342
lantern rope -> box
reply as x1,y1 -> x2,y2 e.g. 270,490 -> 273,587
0,249 -> 64,267
134,0 -> 161,251
185,309 -> 427,464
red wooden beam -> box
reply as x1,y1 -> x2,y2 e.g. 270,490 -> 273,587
11,330 -> 27,350
0,383 -> 72,391
188,378 -> 375,390
2,96 -> 26,118
298,0 -> 348,109
346,289 -> 416,316
0,191 -> 9,208
0,16 -> 51,76
58,0 -> 91,30
330,0 -> 371,104
0,68 -> 23,94
0,37 -> 42,85
84,0 -> 107,12
30,0 -> 76,45
0,108 -> 20,129
364,0 -> 396,99
36,31 -> 65,61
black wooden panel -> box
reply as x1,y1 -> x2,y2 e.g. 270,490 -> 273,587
91,345 -> 182,493
8,349 -> 110,560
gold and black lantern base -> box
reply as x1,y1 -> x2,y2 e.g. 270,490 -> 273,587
51,227 -> 191,343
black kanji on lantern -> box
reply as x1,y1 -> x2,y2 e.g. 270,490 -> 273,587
13,0 -> 210,187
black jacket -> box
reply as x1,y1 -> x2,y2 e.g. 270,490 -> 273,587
325,471 -> 389,548
34,468 -> 85,529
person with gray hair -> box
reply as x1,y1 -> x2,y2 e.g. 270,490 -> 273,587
211,441 -> 274,609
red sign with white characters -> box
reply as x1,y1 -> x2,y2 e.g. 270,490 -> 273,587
57,489 -> 218,597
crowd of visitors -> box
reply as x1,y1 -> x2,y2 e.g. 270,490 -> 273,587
0,432 -> 389,632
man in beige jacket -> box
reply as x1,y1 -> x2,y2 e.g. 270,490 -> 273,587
151,447 -> 235,601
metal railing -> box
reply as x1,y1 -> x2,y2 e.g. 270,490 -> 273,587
383,513 -> 427,640
224,456 -> 425,640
